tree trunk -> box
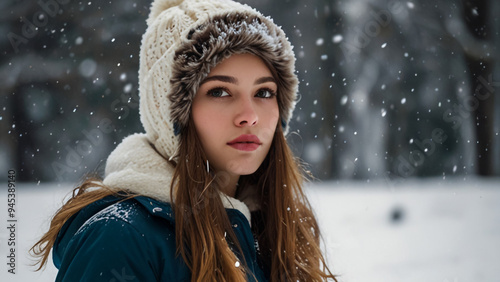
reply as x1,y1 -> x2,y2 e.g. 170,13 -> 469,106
462,0 -> 495,175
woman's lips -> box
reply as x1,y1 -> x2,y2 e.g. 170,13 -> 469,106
227,134 -> 262,151
228,143 -> 260,151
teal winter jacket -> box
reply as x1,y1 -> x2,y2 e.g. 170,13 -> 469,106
53,195 -> 268,281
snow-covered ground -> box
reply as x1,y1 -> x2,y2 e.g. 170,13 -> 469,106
1,178 -> 499,281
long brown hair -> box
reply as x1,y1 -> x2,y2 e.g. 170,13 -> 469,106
30,179 -> 123,270
31,119 -> 336,281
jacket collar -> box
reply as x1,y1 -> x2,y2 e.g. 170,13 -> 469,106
102,133 -> 252,225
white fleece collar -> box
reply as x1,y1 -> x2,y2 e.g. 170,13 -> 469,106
103,133 -> 252,225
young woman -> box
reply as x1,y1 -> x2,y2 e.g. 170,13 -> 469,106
32,0 -> 336,281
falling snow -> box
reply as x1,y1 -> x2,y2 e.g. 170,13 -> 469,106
332,34 -> 343,43
1,5 -> 499,279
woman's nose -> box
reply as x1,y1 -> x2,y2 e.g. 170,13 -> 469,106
234,98 -> 258,127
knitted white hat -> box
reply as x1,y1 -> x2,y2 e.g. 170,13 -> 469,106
139,0 -> 298,159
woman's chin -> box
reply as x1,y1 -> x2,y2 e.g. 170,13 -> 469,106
221,160 -> 260,176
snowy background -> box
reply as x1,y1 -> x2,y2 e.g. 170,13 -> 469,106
0,179 -> 499,281
1,0 -> 500,281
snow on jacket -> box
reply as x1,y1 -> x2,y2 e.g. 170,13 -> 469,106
53,134 -> 267,281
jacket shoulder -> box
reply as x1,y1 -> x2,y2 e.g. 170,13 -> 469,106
54,196 -> 189,281
74,197 -> 173,236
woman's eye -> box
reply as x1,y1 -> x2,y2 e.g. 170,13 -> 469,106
207,88 -> 230,98
255,88 -> 275,98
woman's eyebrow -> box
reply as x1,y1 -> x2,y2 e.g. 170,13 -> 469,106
255,76 -> 276,85
200,75 -> 238,85
200,75 -> 276,86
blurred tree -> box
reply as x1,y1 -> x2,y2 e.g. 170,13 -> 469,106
314,2 -> 347,179
461,0 -> 496,176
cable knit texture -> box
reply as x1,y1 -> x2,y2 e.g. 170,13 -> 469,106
103,133 -> 252,224
139,0 -> 298,160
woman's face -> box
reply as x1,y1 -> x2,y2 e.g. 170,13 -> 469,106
192,53 -> 279,178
